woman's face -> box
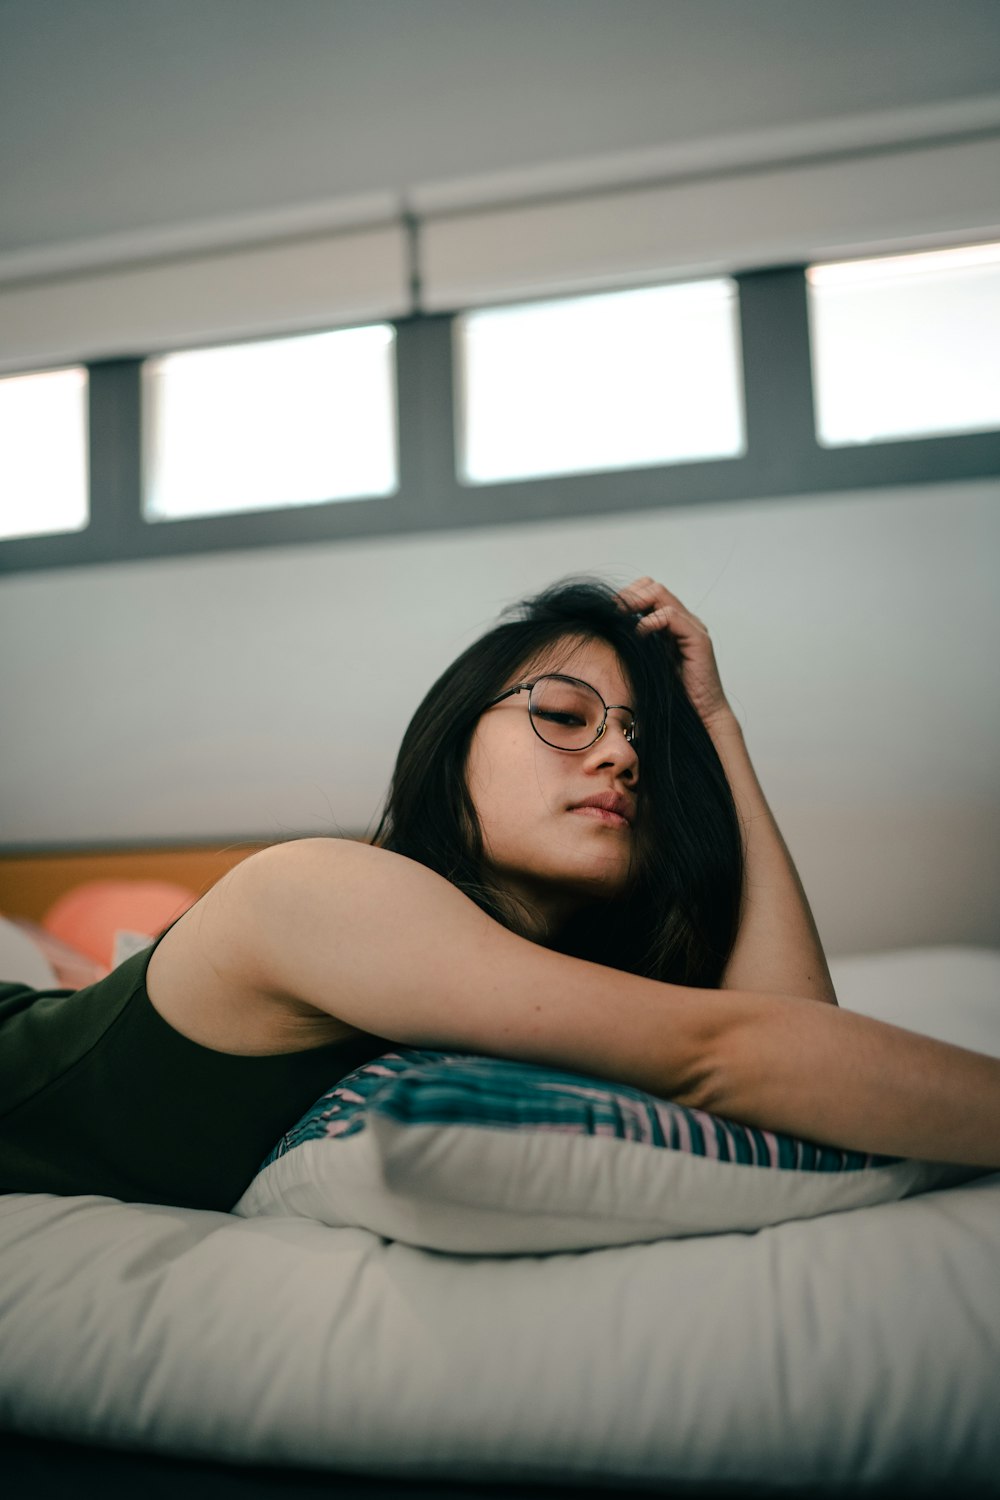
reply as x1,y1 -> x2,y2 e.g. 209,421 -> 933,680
465,635 -> 640,940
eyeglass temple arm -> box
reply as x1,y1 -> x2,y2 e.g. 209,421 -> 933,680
484,684 -> 531,709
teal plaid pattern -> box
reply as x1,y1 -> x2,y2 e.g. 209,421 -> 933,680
260,1050 -> 897,1173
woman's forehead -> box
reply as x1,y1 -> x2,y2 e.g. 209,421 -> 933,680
520,635 -> 634,704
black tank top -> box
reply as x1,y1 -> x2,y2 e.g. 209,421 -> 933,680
0,929 -> 393,1211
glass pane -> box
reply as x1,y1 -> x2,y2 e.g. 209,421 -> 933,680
142,325 -> 398,521
0,368 -> 88,540
456,280 -> 745,485
808,242 -> 1000,447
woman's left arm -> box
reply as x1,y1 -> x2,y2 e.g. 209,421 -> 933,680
616,578 -> 838,1006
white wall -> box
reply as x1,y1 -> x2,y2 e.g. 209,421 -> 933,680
2,480 -> 997,955
1,0 -> 998,957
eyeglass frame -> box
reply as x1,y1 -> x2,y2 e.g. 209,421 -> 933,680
480,673 -> 638,752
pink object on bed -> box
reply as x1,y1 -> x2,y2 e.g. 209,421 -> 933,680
43,879 -> 196,970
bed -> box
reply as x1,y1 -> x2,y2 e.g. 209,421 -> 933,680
1,847 -> 999,1498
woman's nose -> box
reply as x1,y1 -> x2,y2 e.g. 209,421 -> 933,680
589,720 -> 638,776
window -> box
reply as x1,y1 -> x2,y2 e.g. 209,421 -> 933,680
4,258 -> 997,576
141,325 -> 398,521
808,242 -> 1000,447
454,280 -> 745,485
0,367 -> 88,540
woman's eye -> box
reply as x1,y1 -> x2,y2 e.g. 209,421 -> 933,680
535,710 -> 586,726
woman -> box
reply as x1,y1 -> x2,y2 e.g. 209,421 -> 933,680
2,574 -> 998,1212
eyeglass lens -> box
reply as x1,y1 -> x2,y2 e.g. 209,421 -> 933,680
528,676 -> 633,750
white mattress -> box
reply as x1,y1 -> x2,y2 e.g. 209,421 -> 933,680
1,945 -> 999,1491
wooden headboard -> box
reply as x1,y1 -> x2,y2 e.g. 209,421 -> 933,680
0,843 -> 274,924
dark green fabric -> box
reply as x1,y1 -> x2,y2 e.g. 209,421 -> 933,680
0,932 -> 392,1211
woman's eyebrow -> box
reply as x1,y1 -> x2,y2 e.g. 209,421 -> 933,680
533,665 -> 635,713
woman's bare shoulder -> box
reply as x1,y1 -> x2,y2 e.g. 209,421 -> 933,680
192,835 -> 719,1104
222,835 -> 421,892
145,838 -> 391,1054
245,835 -> 423,873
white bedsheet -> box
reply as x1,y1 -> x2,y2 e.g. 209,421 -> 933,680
1,945 -> 998,1491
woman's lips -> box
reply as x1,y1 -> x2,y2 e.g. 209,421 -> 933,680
570,806 -> 630,828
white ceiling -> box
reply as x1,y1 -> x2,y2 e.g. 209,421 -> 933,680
2,0 -> 999,255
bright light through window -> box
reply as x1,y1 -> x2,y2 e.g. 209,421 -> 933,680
142,325 -> 398,521
456,280 -> 745,485
0,368 -> 88,540
808,242 -> 1000,447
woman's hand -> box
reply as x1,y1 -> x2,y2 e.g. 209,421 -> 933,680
614,576 -> 736,734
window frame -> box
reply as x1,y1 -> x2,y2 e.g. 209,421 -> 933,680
2,266 -> 999,576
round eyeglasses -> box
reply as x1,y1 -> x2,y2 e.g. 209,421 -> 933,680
481,674 -> 638,752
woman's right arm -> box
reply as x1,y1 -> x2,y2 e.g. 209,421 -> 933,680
191,838 -> 1000,1170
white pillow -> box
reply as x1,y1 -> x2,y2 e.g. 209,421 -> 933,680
233,1048 -> 982,1253
0,914 -> 59,989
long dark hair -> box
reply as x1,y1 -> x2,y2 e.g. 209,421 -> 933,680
369,575 -> 744,988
